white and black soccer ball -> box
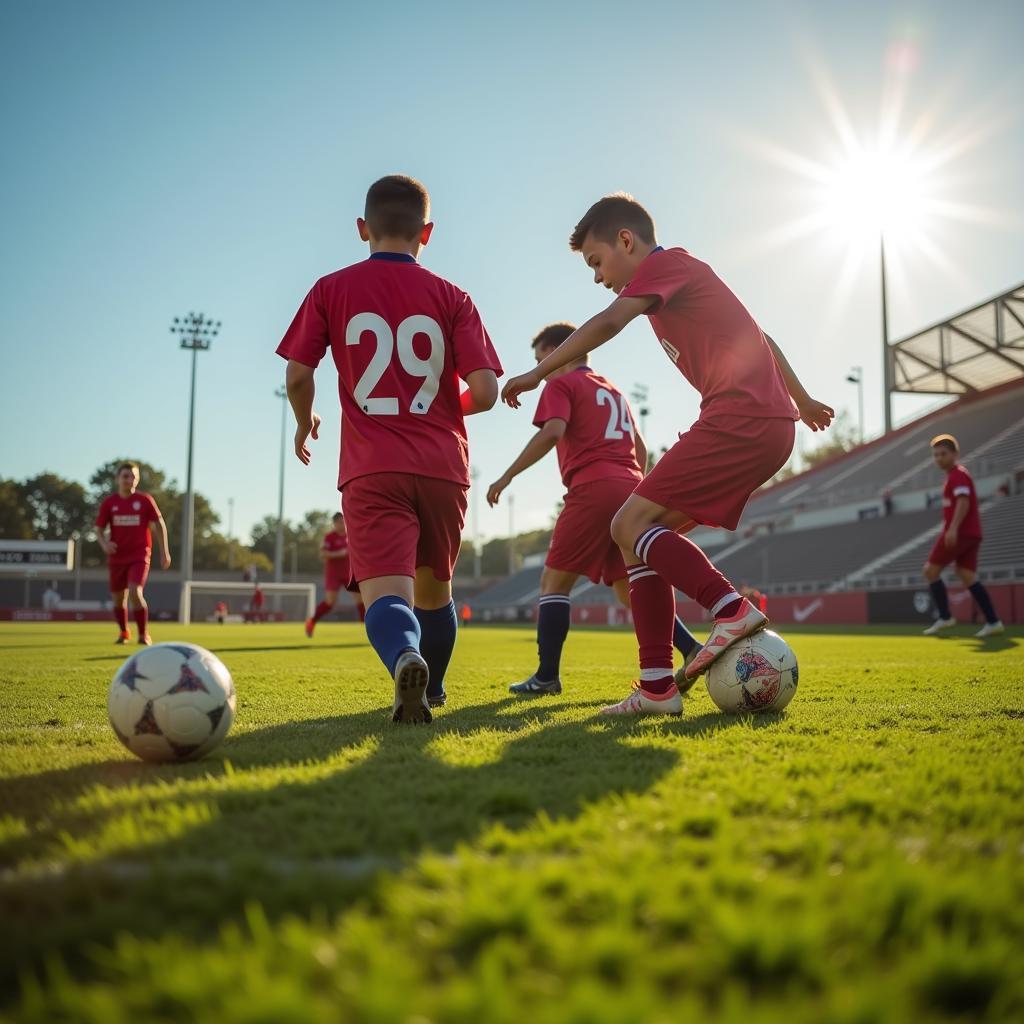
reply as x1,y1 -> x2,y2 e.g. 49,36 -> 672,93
108,642 -> 236,762
706,629 -> 799,714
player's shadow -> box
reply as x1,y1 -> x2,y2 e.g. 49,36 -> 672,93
1,697 -> 690,995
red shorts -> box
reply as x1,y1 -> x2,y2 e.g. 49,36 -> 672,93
341,473 -> 468,583
926,534 -> 981,571
546,476 -> 640,585
108,560 -> 150,592
635,414 -> 796,531
325,570 -> 360,594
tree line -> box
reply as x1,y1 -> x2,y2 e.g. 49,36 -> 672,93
0,461 -> 339,575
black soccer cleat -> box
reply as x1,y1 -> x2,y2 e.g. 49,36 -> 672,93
509,674 -> 562,696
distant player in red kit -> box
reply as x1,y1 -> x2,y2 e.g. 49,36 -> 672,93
94,461 -> 171,645
249,584 -> 265,623
922,434 -> 1003,637
503,193 -> 833,716
305,512 -> 366,636
488,322 -> 701,695
278,174 -> 502,723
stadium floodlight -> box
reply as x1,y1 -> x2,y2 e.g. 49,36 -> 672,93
170,312 -> 221,582
846,366 -> 864,443
274,386 -> 287,582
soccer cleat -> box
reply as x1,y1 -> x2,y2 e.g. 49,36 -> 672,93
509,674 -> 562,696
392,649 -> 432,724
674,643 -> 705,695
305,617 -> 315,639
599,680 -> 682,717
975,620 -> 1004,638
923,617 -> 956,636
684,599 -> 768,681
115,631 -> 131,645
138,634 -> 152,646
427,690 -> 447,709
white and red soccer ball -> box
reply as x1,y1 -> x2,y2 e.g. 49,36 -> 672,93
706,629 -> 799,713
108,642 -> 236,762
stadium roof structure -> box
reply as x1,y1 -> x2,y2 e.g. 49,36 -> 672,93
889,282 -> 1024,396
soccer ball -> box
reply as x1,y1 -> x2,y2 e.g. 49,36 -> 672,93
705,630 -> 798,714
108,642 -> 236,762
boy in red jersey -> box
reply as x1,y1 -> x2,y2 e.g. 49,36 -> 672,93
922,434 -> 1003,637
94,462 -> 171,645
488,322 -> 702,695
503,193 -> 833,716
278,175 -> 502,723
305,512 -> 366,636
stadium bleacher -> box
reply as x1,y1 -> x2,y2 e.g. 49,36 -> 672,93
474,377 -> 1024,619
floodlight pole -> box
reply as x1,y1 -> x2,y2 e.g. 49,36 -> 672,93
274,386 -> 287,583
880,234 -> 893,434
846,366 -> 864,443
470,465 -> 481,580
170,312 -> 221,583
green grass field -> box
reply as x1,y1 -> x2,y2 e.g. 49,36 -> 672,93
1,620 -> 1023,1023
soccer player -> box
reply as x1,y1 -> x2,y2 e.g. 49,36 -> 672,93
277,174 -> 502,723
95,461 -> 171,645
502,193 -> 833,716
922,434 -> 1004,637
306,511 -> 366,636
487,321 -> 702,695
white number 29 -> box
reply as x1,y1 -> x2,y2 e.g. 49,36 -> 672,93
346,313 -> 445,416
595,388 -> 635,441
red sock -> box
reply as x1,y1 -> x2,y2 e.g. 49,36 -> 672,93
134,606 -> 148,637
626,564 -> 676,694
635,527 -> 740,617
312,600 -> 332,623
115,606 -> 128,632
357,601 -> 366,623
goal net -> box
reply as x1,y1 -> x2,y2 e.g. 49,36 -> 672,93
179,581 -> 317,625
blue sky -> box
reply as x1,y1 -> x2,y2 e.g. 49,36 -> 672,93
2,0 -> 1022,543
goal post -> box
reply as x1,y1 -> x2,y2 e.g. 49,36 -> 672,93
179,581 -> 317,626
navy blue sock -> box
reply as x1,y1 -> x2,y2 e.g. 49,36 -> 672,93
672,616 -> 698,656
415,601 -> 457,699
536,595 -> 571,682
929,579 -> 951,619
364,596 -> 421,676
968,582 -> 998,625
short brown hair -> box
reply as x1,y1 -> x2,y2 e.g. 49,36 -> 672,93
364,175 -> 430,240
569,192 -> 656,251
116,461 -> 139,476
531,322 -> 576,352
931,434 -> 959,452
332,512 -> 344,522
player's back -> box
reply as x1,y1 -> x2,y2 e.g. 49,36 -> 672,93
539,368 -> 643,488
278,253 -> 501,490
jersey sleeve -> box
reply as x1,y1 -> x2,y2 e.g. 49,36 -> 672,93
533,377 -> 572,428
276,279 -> 329,369
145,495 -> 161,523
949,468 -> 973,498
449,292 -> 504,381
94,498 -> 110,529
618,250 -> 690,312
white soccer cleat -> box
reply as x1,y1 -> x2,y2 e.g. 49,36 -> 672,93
684,599 -> 767,681
923,617 -> 956,636
599,681 -> 682,717
975,621 -> 1004,638
392,649 -> 432,724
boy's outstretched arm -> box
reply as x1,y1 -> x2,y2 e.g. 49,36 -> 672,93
285,359 -> 321,464
461,369 -> 499,415
486,419 -> 566,506
764,334 -> 835,432
502,296 -> 652,408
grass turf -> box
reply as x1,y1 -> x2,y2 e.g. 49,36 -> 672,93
0,620 -> 1022,1023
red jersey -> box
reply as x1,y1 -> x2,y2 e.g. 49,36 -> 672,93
618,247 -> 798,421
322,529 -> 351,577
943,464 -> 982,539
95,492 -> 161,565
277,253 -> 503,489
533,367 -> 644,488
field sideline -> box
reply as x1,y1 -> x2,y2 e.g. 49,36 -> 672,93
1,620 -> 1023,1023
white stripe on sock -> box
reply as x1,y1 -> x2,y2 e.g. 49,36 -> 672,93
538,595 -> 571,604
640,667 -> 673,681
636,526 -> 669,564
628,570 -> 658,583
710,591 -> 741,617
